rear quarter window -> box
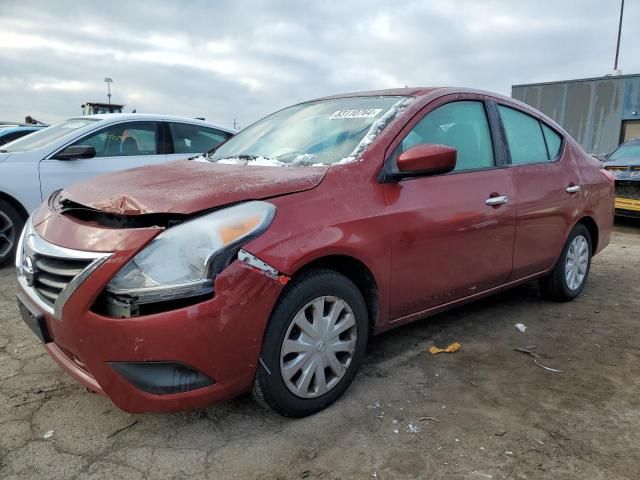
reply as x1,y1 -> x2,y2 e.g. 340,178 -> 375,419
541,123 -> 562,159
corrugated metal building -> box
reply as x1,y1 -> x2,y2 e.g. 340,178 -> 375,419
512,74 -> 640,155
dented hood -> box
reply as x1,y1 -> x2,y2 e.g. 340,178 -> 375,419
61,160 -> 328,215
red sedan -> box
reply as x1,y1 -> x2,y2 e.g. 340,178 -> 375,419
16,88 -> 614,417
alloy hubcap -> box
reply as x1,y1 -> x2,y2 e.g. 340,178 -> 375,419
565,234 -> 589,291
0,211 -> 16,259
280,296 -> 357,399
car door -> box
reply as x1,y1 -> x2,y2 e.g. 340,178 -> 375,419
496,103 -> 582,279
385,96 -> 516,321
164,122 -> 233,162
39,121 -> 166,200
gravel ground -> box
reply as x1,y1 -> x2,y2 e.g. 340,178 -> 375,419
1,221 -> 639,480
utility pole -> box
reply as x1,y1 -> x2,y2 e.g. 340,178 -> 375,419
104,77 -> 113,104
614,0 -> 624,71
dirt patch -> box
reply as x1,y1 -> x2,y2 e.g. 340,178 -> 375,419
1,221 -> 639,479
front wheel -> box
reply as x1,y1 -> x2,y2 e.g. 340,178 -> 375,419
540,224 -> 592,301
253,269 -> 369,417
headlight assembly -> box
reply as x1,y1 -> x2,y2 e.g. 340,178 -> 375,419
106,201 -> 275,306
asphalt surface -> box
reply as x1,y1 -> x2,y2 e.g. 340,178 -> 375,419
1,221 -> 639,479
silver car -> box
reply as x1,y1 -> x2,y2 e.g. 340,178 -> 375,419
0,114 -> 234,264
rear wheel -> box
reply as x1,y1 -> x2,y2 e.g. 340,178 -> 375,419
0,199 -> 24,267
540,224 -> 592,301
253,269 -> 368,417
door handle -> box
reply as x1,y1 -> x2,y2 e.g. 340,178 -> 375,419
566,184 -> 581,194
485,195 -> 508,206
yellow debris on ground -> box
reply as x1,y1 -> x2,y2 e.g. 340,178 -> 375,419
428,342 -> 461,355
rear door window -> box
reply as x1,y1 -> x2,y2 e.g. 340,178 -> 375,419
169,123 -> 232,154
70,121 -> 160,157
498,105 -> 550,165
398,100 -> 495,171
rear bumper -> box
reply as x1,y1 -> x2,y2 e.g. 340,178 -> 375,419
19,261 -> 284,413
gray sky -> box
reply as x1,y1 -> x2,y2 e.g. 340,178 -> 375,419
0,0 -> 637,128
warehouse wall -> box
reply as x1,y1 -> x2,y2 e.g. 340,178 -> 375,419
512,75 -> 640,155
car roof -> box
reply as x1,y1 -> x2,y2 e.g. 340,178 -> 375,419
77,113 -> 235,133
315,87 -> 439,100
310,87 -> 539,115
314,86 -> 516,101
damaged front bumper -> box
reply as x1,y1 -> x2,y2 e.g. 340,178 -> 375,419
16,209 -> 286,413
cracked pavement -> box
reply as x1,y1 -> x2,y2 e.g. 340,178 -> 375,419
1,221 -> 639,479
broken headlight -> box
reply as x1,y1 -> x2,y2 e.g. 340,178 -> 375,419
106,201 -> 276,305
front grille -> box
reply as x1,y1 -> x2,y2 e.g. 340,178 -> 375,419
32,256 -> 93,306
17,219 -> 110,316
615,182 -> 640,201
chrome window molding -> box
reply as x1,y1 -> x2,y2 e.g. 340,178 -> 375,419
16,218 -> 111,319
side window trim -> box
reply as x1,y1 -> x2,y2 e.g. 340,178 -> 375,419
538,121 -> 551,160
148,121 -> 163,155
160,122 -> 174,154
485,99 -> 510,167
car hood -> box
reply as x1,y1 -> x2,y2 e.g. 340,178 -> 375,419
60,160 -> 329,215
604,157 -> 640,167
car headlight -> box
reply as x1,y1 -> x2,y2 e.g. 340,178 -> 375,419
106,201 -> 275,303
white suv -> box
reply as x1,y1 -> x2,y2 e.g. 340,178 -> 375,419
0,113 -> 234,264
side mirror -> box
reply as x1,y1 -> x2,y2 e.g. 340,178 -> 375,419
54,145 -> 96,160
396,144 -> 456,176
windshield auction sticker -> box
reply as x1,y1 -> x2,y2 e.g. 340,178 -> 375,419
328,109 -> 383,120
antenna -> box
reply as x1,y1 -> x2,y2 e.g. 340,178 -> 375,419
614,0 -> 624,72
104,77 -> 114,104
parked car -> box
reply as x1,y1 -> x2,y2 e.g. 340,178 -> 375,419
16,88 -> 614,417
0,125 -> 46,146
603,137 -> 640,217
0,114 -> 234,265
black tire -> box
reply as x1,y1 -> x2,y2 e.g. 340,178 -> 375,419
252,269 -> 369,417
540,223 -> 592,302
0,199 -> 24,267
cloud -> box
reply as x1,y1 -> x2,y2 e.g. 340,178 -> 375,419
0,0 -> 637,128
32,80 -> 90,92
